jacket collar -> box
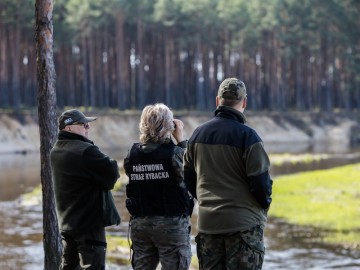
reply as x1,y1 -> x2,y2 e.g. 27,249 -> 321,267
58,131 -> 94,144
215,105 -> 246,124
139,138 -> 174,153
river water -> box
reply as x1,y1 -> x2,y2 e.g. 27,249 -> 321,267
1,144 -> 360,269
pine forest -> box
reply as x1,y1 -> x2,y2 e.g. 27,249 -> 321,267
1,0 -> 359,112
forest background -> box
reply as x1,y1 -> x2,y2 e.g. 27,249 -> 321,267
1,0 -> 360,113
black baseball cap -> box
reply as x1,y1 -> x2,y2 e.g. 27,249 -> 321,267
58,109 -> 96,130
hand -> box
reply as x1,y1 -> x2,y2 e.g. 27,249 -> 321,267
172,119 -> 184,143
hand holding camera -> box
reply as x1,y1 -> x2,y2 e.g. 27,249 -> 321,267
172,119 -> 184,143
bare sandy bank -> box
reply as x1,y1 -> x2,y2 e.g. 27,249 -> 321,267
0,111 -> 359,154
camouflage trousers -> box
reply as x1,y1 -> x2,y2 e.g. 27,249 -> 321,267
195,225 -> 265,270
130,215 -> 192,270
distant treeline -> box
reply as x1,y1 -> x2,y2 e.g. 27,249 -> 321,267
1,0 -> 359,111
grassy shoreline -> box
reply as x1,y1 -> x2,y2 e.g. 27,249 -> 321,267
270,163 -> 360,249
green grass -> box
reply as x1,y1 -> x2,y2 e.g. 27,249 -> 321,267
107,235 -> 129,251
20,185 -> 42,206
270,153 -> 329,166
106,235 -> 132,265
270,163 -> 360,248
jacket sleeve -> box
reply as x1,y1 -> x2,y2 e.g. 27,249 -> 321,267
245,141 -> 273,209
172,146 -> 186,185
83,145 -> 120,190
183,143 -> 197,199
123,150 -> 131,177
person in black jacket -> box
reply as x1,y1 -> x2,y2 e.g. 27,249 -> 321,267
50,109 -> 120,270
124,103 -> 194,270
184,78 -> 273,270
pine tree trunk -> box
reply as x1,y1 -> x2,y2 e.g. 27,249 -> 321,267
295,56 -> 303,110
201,43 -> 211,109
195,35 -> 205,110
82,36 -> 89,107
164,31 -> 172,106
280,58 -> 288,111
136,17 -> 145,109
269,33 -> 279,111
88,34 -> 96,107
102,30 -> 110,107
10,22 -> 21,112
35,1 -> 62,269
115,11 -> 130,109
66,45 -> 76,106
0,22 -> 9,106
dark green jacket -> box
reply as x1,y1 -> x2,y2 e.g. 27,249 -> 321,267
184,106 -> 272,234
50,131 -> 119,234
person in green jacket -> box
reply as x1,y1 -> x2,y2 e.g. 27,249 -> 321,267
50,109 -> 120,270
184,78 -> 273,270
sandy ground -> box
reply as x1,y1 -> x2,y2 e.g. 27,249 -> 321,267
0,111 -> 359,154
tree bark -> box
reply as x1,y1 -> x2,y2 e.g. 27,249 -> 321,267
195,35 -> 205,110
82,36 -> 89,107
102,30 -> 110,107
164,32 -> 170,105
0,22 -> 9,106
34,0 -> 62,269
201,42 -> 211,109
66,45 -> 76,106
115,11 -> 129,109
10,21 -> 21,112
88,33 -> 96,107
136,17 -> 145,109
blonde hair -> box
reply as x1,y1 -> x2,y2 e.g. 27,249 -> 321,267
139,103 -> 175,143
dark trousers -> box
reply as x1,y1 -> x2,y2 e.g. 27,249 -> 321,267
60,227 -> 107,270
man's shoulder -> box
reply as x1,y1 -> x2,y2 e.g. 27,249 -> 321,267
193,115 -> 255,134
53,138 -> 96,154
66,138 -> 94,148
193,116 -> 219,131
189,116 -> 262,148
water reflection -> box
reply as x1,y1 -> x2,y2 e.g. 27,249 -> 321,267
0,153 -> 40,201
0,201 -> 43,269
265,139 -> 360,154
270,152 -> 360,176
264,218 -> 360,269
1,144 -> 360,269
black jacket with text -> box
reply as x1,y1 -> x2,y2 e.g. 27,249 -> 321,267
124,140 -> 193,217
